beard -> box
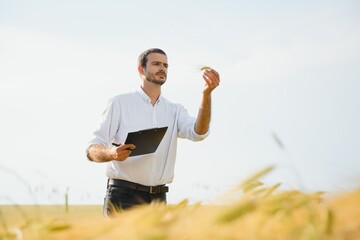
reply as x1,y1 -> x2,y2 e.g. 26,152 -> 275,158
145,73 -> 167,85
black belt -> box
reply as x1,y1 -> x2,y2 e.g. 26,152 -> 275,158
108,179 -> 169,194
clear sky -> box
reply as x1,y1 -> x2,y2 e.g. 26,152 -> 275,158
1,0 -> 359,205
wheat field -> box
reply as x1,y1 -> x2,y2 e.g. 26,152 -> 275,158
1,168 -> 359,240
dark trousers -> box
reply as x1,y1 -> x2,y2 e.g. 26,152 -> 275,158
103,180 -> 167,216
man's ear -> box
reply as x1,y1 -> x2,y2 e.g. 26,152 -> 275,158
138,66 -> 144,75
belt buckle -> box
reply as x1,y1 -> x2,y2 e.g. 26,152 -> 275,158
149,186 -> 157,194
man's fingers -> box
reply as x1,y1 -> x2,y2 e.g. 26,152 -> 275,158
203,73 -> 220,88
118,143 -> 136,150
203,69 -> 220,84
208,68 -> 220,79
112,143 -> 136,161
115,149 -> 132,161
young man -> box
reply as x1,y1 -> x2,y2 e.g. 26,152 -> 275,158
87,48 -> 220,215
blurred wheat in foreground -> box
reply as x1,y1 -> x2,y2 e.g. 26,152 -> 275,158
1,168 -> 359,240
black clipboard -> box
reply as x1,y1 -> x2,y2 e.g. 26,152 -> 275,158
125,127 -> 168,156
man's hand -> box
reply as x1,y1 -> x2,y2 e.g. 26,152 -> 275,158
112,144 -> 136,161
87,143 -> 136,162
202,68 -> 220,95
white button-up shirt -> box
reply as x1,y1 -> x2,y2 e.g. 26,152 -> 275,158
88,87 -> 209,186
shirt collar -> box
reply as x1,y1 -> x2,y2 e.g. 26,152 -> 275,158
137,86 -> 162,104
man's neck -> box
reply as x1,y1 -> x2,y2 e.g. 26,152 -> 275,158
141,84 -> 161,106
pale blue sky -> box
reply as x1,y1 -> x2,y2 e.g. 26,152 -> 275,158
1,0 -> 359,204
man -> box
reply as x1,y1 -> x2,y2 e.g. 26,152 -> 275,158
87,48 -> 220,215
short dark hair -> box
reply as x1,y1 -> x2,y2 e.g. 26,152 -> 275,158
138,48 -> 167,69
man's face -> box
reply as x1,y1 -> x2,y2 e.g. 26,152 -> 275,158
141,53 -> 168,85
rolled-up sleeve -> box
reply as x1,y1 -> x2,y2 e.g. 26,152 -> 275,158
176,104 -> 210,141
88,97 -> 120,147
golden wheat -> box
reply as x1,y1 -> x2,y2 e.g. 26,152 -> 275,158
1,167 -> 359,240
